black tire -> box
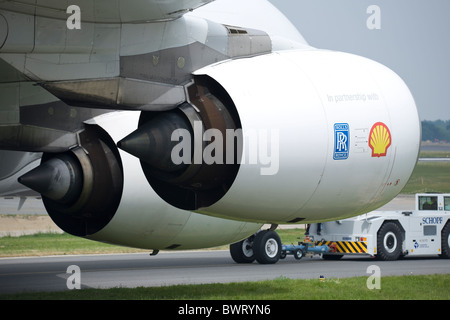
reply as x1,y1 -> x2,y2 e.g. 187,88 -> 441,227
376,222 -> 403,261
253,230 -> 281,264
293,249 -> 304,260
230,237 -> 255,263
440,222 -> 450,259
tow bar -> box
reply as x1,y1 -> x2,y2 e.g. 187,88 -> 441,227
280,236 -> 337,260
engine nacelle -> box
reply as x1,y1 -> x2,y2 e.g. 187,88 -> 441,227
19,125 -> 124,236
117,49 -> 420,224
116,49 -> 420,224
192,49 -> 421,223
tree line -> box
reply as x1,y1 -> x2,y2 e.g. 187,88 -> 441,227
421,120 -> 450,142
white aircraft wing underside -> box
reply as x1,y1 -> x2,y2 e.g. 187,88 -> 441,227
0,0 -> 214,23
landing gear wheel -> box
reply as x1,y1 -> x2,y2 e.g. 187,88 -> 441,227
377,222 -> 403,261
254,230 -> 281,264
439,223 -> 450,259
230,236 -> 255,263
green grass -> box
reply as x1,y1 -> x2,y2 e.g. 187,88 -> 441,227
0,232 -> 148,257
0,229 -> 304,258
277,228 -> 306,243
419,150 -> 450,158
1,274 -> 449,300
400,150 -> 450,194
401,161 -> 450,194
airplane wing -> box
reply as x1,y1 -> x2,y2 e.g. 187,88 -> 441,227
0,0 -> 215,23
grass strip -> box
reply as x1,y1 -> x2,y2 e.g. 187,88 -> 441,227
0,229 -> 305,258
0,232 -> 147,257
402,161 -> 450,194
1,274 -> 449,300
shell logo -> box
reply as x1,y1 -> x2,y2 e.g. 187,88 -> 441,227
369,122 -> 391,157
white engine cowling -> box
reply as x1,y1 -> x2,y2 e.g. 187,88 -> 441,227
193,49 -> 420,223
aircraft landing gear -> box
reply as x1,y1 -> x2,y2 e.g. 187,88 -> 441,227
230,235 -> 256,263
230,229 -> 282,264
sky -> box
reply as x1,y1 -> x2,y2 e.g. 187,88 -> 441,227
269,0 -> 450,121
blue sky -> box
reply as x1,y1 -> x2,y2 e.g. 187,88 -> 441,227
269,0 -> 450,121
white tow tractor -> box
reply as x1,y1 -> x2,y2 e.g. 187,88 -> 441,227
307,193 -> 450,261
230,193 -> 450,264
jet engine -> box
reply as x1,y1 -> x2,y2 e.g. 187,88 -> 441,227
119,49 -> 421,224
19,125 -> 124,236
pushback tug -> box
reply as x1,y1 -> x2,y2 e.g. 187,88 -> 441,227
291,193 -> 450,261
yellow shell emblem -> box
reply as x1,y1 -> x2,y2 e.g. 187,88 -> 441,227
369,122 -> 391,157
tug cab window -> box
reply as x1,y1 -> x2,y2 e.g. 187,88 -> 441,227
445,197 -> 450,211
419,196 -> 438,211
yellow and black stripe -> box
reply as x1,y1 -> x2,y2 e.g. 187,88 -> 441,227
316,240 -> 368,254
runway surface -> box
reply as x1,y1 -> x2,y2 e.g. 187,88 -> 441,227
1,250 -> 449,295
2,194 -> 449,295
0,194 -> 449,295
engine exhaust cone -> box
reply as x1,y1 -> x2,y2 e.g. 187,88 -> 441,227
118,112 -> 192,173
18,155 -> 82,205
